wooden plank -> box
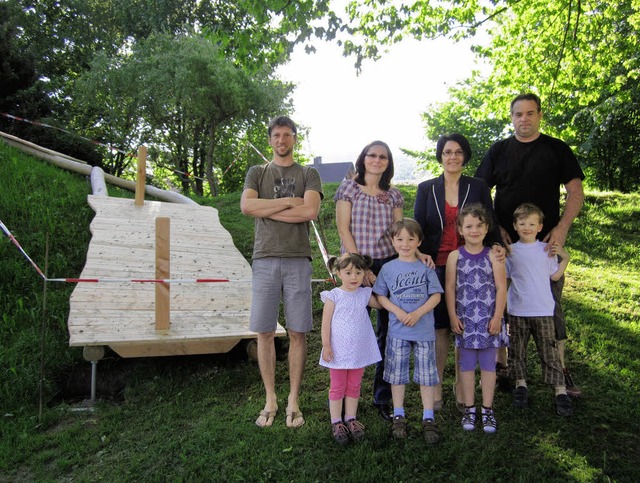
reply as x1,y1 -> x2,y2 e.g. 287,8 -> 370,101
110,339 -> 242,358
155,216 -> 170,330
134,146 -> 147,206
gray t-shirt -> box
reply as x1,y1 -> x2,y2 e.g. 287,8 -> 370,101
243,162 -> 323,260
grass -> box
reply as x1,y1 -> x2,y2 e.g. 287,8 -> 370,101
0,142 -> 639,481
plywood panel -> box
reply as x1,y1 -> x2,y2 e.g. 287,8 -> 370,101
67,195 -> 284,356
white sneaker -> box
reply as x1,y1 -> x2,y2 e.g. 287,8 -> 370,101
482,409 -> 497,433
461,408 -> 476,431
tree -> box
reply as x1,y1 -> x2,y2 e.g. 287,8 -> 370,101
345,0 -> 640,191
3,0 -> 342,193
419,77 -> 508,174
72,32 -> 291,194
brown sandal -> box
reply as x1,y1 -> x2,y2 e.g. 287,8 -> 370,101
255,409 -> 277,428
285,408 -> 305,428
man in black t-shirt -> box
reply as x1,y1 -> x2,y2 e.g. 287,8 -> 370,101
476,93 -> 585,400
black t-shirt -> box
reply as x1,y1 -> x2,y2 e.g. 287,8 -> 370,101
475,134 -> 585,241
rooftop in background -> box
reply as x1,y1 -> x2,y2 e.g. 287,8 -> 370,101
312,156 -> 355,183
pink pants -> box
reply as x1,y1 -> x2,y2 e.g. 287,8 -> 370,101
329,368 -> 365,400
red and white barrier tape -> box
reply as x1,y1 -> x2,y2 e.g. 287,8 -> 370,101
2,112 -> 263,182
0,220 -> 47,280
2,112 -> 131,157
2,220 -> 334,285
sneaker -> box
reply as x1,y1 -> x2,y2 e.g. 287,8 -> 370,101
422,418 -> 440,444
482,409 -> 497,433
563,369 -> 583,398
556,394 -> 574,417
513,385 -> 529,409
461,408 -> 476,431
332,422 -> 350,445
391,415 -> 407,439
346,418 -> 365,442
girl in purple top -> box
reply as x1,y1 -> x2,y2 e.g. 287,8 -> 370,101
445,204 -> 508,434
335,140 -> 403,420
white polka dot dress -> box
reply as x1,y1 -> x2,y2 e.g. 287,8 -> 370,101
319,287 -> 382,369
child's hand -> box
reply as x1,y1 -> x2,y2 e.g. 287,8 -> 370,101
450,316 -> 464,334
401,311 -> 420,327
363,270 -> 376,287
393,308 -> 408,324
488,317 -> 502,335
322,345 -> 333,362
490,244 -> 507,263
550,243 -> 569,260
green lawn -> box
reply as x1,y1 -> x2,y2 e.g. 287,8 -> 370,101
1,143 -> 639,481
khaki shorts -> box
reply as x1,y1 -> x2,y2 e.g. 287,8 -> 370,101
249,257 -> 313,334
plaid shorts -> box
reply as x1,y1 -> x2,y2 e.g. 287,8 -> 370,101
507,314 -> 564,387
383,336 -> 439,387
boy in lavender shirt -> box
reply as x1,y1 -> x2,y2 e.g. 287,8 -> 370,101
506,203 -> 573,417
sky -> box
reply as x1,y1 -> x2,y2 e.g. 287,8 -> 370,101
277,36 -> 485,166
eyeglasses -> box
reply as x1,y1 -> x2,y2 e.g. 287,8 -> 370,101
365,153 -> 389,161
442,150 -> 465,158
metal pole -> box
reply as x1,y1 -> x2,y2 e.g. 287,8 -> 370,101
90,361 -> 98,402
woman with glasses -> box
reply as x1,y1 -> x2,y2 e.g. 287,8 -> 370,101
414,133 -> 503,412
334,140 -> 404,421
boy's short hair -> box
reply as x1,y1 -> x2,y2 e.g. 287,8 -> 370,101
513,203 -> 545,223
389,218 -> 423,241
327,253 -> 373,273
457,203 -> 492,232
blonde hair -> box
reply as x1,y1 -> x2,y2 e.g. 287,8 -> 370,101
513,203 -> 544,223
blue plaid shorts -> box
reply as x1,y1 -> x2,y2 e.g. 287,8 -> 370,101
383,336 -> 439,386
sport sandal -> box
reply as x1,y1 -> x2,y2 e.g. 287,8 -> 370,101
332,422 -> 350,445
391,415 -> 407,439
422,418 -> 440,444
346,418 -> 365,441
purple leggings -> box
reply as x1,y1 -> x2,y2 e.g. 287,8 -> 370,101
329,368 -> 365,400
458,347 -> 498,372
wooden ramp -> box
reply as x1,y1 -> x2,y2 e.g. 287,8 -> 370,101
68,195 -> 284,358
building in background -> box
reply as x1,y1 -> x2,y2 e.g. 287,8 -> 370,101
311,156 -> 355,183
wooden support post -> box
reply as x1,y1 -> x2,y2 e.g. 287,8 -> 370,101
155,217 -> 170,330
135,145 -> 147,206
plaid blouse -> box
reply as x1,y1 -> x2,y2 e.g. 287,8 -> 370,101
334,179 -> 404,259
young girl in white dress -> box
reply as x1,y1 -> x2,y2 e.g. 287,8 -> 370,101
320,253 -> 382,445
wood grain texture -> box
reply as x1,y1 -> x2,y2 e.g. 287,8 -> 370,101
68,196 -> 285,356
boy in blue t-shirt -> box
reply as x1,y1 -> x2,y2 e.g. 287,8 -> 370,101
373,218 -> 443,444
